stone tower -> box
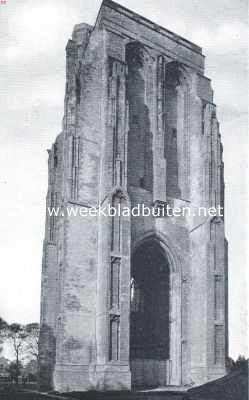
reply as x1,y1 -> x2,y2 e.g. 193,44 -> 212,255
39,0 -> 228,392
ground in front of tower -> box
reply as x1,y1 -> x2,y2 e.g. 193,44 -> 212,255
1,367 -> 247,400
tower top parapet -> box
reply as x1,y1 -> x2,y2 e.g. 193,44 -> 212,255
94,0 -> 204,73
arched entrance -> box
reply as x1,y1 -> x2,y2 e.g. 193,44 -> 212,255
130,240 -> 171,388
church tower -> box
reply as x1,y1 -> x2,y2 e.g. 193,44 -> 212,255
39,0 -> 228,392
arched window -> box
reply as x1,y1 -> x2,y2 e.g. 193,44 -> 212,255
130,278 -> 144,313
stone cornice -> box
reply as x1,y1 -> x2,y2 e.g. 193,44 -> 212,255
95,0 -> 204,73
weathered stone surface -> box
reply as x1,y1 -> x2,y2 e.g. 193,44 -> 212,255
39,0 -> 228,393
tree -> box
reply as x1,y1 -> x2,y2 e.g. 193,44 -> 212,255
0,317 -> 8,354
0,320 -> 40,383
7,360 -> 24,383
4,324 -> 28,383
228,355 -> 248,374
23,359 -> 38,382
234,355 -> 248,374
226,356 -> 235,372
0,317 -> 8,330
24,323 -> 39,363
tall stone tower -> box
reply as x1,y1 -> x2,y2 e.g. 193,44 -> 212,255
39,0 -> 228,392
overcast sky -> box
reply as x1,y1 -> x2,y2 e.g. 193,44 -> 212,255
0,0 -> 248,360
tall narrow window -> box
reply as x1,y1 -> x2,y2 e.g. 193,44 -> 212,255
109,60 -> 121,185
201,101 -> 206,135
49,192 -> 57,241
110,258 -> 120,309
131,278 -> 144,313
54,144 -> 58,168
75,73 -> 81,104
112,96 -> 117,174
71,136 -> 79,200
109,316 -> 120,361
214,325 -> 224,364
111,194 -> 122,253
214,275 -> 223,321
115,156 -> 122,186
114,75 -> 120,157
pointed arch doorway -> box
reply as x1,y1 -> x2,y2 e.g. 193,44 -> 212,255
130,240 -> 171,388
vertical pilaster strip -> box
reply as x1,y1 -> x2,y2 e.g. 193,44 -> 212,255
71,136 -> 80,200
211,113 -> 218,207
124,99 -> 129,188
106,57 -> 130,369
154,55 -> 166,201
216,127 -> 221,208
203,103 -> 212,207
176,75 -> 190,201
184,87 -> 190,199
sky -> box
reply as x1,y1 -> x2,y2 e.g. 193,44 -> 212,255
0,0 -> 248,360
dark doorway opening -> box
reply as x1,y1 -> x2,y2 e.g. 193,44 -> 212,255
130,241 -> 170,388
